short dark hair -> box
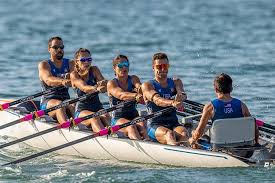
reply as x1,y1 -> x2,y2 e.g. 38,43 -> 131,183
74,48 -> 91,59
214,73 -> 233,94
112,55 -> 129,66
152,52 -> 169,65
48,36 -> 62,47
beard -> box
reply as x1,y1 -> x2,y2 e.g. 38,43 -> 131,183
56,52 -> 64,60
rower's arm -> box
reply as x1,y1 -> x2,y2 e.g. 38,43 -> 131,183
241,102 -> 251,117
241,102 -> 259,143
191,103 -> 213,142
38,61 -> 69,87
141,82 -> 174,107
132,75 -> 142,94
70,71 -> 97,93
107,80 -> 136,101
173,78 -> 187,101
93,66 -> 108,86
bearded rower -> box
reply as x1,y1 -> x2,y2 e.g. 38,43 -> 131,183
38,36 -> 74,124
142,52 -> 188,145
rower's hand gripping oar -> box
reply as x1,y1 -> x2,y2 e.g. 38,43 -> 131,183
0,86 -> 63,111
0,100 -> 134,150
0,92 -> 99,130
2,107 -> 174,166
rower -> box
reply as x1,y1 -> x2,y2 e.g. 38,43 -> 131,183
188,73 -> 259,149
142,52 -> 188,145
70,48 -> 110,132
38,36 -> 74,124
107,55 -> 149,140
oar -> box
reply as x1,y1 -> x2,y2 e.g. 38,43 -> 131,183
0,92 -> 99,130
0,101 -> 133,149
2,107 -> 174,166
0,86 -> 63,111
256,119 -> 275,131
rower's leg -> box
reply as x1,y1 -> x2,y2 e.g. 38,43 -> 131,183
155,127 -> 177,145
100,113 -> 111,127
115,118 -> 142,140
136,121 -> 150,140
78,110 -> 104,132
46,99 -> 68,124
173,126 -> 189,143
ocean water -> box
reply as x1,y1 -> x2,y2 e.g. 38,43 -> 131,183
0,0 -> 275,182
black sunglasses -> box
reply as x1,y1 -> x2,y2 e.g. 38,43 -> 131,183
50,45 -> 64,50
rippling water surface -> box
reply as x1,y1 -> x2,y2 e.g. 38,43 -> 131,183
0,0 -> 275,182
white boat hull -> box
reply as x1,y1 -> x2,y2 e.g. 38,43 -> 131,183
0,107 -> 249,168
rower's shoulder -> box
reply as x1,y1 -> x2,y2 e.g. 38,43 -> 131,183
107,78 -> 117,87
38,60 -> 50,69
141,81 -> 154,90
203,102 -> 214,113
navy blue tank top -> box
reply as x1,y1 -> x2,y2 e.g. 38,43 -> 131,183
75,68 -> 103,112
211,98 -> 244,121
109,76 -> 138,120
146,78 -> 178,126
41,58 -> 70,102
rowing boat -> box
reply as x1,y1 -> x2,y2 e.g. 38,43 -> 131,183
0,99 -> 274,168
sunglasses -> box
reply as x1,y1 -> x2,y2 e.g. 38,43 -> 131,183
154,63 -> 169,70
79,57 -> 92,63
117,61 -> 129,68
50,45 -> 64,50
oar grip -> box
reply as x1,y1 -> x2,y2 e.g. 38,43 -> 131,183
256,119 -> 264,127
0,103 -> 10,111
59,121 -> 71,128
99,128 -> 109,136
21,114 -> 34,122
35,110 -> 45,118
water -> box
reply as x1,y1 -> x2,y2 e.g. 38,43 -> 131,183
0,0 -> 275,182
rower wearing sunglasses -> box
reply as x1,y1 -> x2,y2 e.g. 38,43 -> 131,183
70,48 -> 110,132
107,55 -> 149,140
142,52 -> 188,145
38,36 -> 74,124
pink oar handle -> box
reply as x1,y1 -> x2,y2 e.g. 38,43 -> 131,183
0,103 -> 10,110
59,118 -> 83,129
99,125 -> 120,136
256,119 -> 264,127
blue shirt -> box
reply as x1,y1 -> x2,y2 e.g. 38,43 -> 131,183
146,78 -> 178,126
211,98 -> 244,121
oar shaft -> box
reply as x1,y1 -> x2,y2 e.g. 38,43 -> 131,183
0,119 -> 21,130
0,126 -> 59,149
2,107 -> 174,165
0,101 -> 133,150
0,86 -> 62,110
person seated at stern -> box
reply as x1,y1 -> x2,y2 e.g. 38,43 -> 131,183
107,55 -> 149,140
38,36 -> 74,124
70,48 -> 110,132
142,52 -> 188,145
189,73 -> 259,148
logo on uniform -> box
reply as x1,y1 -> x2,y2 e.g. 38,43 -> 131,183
224,103 -> 233,114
